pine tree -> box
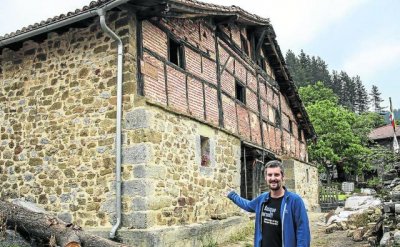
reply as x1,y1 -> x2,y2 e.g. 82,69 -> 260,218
338,71 -> 355,111
370,85 -> 384,113
310,56 -> 331,86
354,76 -> 369,113
329,70 -> 342,97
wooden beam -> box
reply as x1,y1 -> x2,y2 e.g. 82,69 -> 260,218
255,28 -> 267,59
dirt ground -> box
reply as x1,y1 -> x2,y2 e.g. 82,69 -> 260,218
222,212 -> 369,247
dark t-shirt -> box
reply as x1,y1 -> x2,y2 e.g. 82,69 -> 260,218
261,196 -> 283,247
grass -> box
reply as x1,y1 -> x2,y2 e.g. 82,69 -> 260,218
338,194 -> 349,201
226,221 -> 254,244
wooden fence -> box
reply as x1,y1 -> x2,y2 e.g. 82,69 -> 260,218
319,186 -> 342,211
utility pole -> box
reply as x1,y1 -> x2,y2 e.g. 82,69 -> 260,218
389,97 -> 399,153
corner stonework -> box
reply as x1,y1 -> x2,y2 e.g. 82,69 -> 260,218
122,108 -> 156,229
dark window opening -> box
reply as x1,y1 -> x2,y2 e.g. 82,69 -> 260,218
257,57 -> 266,71
298,126 -> 302,140
275,108 -> 281,128
289,120 -> 293,134
241,34 -> 249,56
200,136 -> 210,167
235,80 -> 246,104
168,37 -> 184,69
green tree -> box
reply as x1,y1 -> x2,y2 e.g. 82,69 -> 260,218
354,76 -> 369,113
299,83 -> 373,183
370,85 -> 384,113
298,81 -> 338,107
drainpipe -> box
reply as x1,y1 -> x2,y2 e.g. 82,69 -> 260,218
97,8 -> 124,239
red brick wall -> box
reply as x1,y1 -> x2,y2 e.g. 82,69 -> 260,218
187,77 -> 204,120
220,47 -> 234,74
237,104 -> 251,140
261,100 -> 269,120
231,26 -> 241,47
246,90 -> 258,113
268,125 -> 276,152
275,128 -> 282,155
204,85 -> 219,126
247,73 -> 257,92
221,71 -> 235,97
259,82 -> 267,100
250,112 -> 261,145
200,22 -> 216,54
143,21 -> 167,59
222,95 -> 237,134
263,121 -> 270,150
166,65 -> 187,113
235,60 -> 246,83
202,57 -> 217,85
186,48 -> 202,78
142,53 -> 167,105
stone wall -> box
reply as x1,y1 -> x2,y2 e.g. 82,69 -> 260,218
119,104 -> 243,229
0,10 -> 137,227
283,159 -> 319,210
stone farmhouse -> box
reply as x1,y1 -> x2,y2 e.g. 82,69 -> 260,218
0,0 -> 318,245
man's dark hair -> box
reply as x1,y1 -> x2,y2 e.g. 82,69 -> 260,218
264,160 -> 284,176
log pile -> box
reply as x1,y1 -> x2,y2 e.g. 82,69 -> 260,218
0,200 -> 128,247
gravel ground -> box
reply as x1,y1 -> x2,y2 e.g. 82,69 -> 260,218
221,212 -> 370,247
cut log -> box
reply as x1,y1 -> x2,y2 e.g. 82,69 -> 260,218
0,200 -> 128,247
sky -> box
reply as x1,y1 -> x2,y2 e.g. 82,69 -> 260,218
1,0 -> 399,110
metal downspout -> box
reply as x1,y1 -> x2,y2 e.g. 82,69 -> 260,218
97,8 -> 123,239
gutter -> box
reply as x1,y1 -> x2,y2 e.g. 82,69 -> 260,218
0,0 -> 128,47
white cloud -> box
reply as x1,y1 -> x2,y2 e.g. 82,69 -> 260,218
343,39 -> 400,79
200,0 -> 367,51
262,0 -> 367,51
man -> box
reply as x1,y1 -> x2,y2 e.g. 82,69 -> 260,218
227,160 -> 311,247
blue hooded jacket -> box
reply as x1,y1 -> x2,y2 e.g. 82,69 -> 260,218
228,189 -> 311,247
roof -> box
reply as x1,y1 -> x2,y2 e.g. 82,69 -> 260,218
0,0 -> 269,43
0,0 -> 316,139
369,124 -> 400,140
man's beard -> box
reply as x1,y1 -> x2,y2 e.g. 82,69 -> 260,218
268,181 -> 282,191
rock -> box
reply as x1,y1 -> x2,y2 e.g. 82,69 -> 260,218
380,232 -> 392,247
347,229 -> 354,237
367,236 -> 377,246
325,223 -> 338,234
344,196 -> 381,211
394,231 -> 400,245
352,227 -> 364,242
361,188 -> 376,195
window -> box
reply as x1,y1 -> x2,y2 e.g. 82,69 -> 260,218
200,136 -> 210,167
289,119 -> 293,134
235,80 -> 246,104
274,108 -> 281,128
240,34 -> 249,56
257,57 -> 266,71
168,37 -> 184,69
298,126 -> 302,140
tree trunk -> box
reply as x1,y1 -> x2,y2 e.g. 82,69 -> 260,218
0,200 -> 128,247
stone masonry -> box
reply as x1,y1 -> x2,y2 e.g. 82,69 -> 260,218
0,10 -> 137,227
